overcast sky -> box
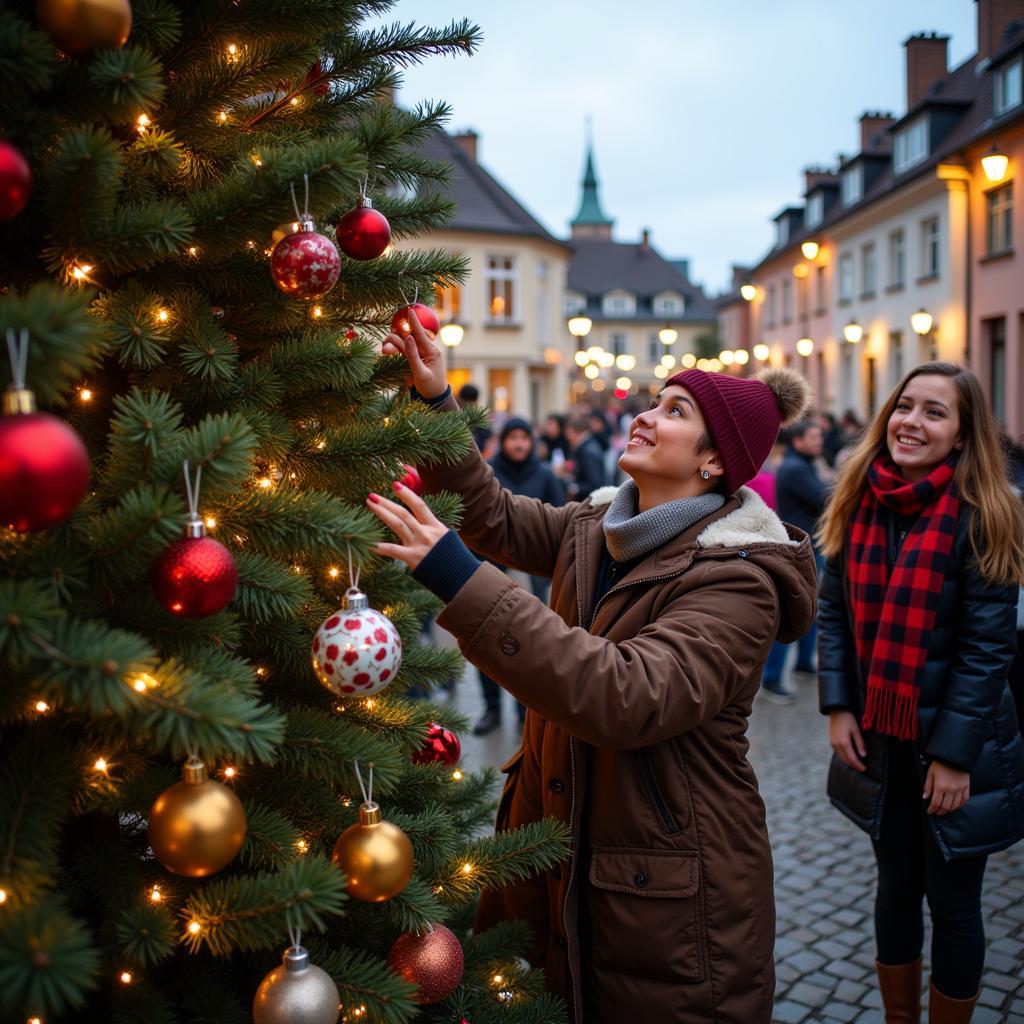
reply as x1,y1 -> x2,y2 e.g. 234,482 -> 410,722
385,0 -> 976,294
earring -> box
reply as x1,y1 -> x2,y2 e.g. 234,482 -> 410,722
701,469 -> 710,480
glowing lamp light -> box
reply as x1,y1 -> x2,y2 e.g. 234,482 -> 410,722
149,886 -> 162,903
295,838 -> 309,854
658,326 -> 678,346
719,350 -> 735,366
843,319 -> 863,344
205,516 -> 217,529
796,337 -> 815,357
120,971 -> 133,985
188,921 -> 201,935
753,343 -> 770,361
258,477 -> 272,489
615,353 -> 636,371
734,349 -> 750,365
584,364 -> 600,380
328,567 -> 340,578
439,322 -> 464,348
792,263 -> 809,279
94,758 -> 108,773
586,345 -> 604,361
311,305 -> 323,318
71,263 -> 93,281
567,315 -> 593,338
79,388 -> 93,402
740,284 -> 757,302
615,376 -> 632,390
451,769 -> 463,781
800,240 -> 820,261
217,110 -> 228,124
981,145 -> 1009,182
614,388 -> 629,400
653,365 -> 669,379
597,351 -> 615,368
34,700 -> 48,713
910,308 -> 933,336
660,353 -> 677,368
462,862 -> 474,875
222,766 -> 237,779
708,358 -> 723,372
573,350 -> 590,367
680,353 -> 697,368
0,888 -> 8,904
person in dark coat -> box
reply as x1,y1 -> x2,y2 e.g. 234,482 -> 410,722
817,362 -> 1024,1023
471,417 -> 567,735
564,415 -> 606,499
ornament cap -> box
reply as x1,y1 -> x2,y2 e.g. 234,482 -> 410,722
3,387 -> 36,415
184,518 -> 206,539
182,758 -> 208,785
283,945 -> 310,972
358,800 -> 382,825
358,195 -> 373,209
342,587 -> 369,612
299,216 -> 316,233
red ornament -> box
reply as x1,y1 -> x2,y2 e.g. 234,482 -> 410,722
336,198 -> 391,260
269,218 -> 340,299
301,59 -> 330,97
412,723 -> 460,768
391,304 -> 439,338
388,923 -> 464,1004
398,464 -> 422,495
151,525 -> 238,618
0,141 -> 31,221
0,400 -> 89,532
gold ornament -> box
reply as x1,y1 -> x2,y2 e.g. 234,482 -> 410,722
271,221 -> 303,246
148,758 -> 246,877
253,945 -> 340,1024
37,0 -> 133,58
331,800 -> 413,902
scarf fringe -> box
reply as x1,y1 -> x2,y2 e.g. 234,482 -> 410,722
861,686 -> 919,741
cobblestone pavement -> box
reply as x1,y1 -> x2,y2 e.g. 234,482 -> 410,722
439,629 -> 1024,1023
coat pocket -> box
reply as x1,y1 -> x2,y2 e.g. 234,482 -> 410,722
495,748 -> 525,833
588,846 -> 705,984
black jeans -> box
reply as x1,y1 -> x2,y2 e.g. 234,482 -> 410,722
871,741 -> 987,998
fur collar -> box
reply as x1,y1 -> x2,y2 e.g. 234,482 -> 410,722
588,484 -> 796,548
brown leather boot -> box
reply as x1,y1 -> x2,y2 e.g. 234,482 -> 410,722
876,958 -> 922,1023
928,979 -> 979,1023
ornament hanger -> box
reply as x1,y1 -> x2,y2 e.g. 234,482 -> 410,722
289,173 -> 312,227
345,541 -> 361,592
4,328 -> 28,392
398,281 -> 419,308
353,758 -> 374,806
182,460 -> 205,536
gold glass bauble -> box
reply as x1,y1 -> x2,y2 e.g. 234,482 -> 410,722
331,801 -> 413,902
271,221 -> 302,246
253,945 -> 340,1024
148,759 -> 246,877
37,0 -> 133,58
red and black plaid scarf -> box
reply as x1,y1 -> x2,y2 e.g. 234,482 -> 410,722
848,453 -> 960,740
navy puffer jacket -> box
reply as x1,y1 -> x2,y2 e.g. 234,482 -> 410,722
818,507 -> 1024,859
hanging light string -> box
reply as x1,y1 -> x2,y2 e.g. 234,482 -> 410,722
289,174 -> 311,225
4,328 -> 29,392
182,460 -> 203,523
353,759 -> 373,805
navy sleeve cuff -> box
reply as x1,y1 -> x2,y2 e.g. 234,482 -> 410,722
411,528 -> 482,603
410,385 -> 452,410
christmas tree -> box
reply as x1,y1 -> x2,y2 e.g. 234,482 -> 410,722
0,3 -> 569,1021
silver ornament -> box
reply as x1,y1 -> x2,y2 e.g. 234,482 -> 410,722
253,945 -> 340,1024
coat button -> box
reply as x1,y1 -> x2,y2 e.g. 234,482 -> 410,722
738,549 -> 748,558
634,871 -> 648,888
554,934 -> 567,948
548,778 -> 566,794
919,755 -> 928,766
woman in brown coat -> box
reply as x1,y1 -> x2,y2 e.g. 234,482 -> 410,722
368,314 -> 819,1023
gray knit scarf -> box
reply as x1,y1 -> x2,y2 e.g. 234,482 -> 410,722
602,480 -> 726,562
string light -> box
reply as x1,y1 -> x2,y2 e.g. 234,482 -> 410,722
79,388 -> 93,402
0,888 -> 8,904
258,477 -> 272,489
225,42 -> 239,61
149,885 -> 162,903
29,1017 -> 43,1024
119,970 -> 133,984
187,247 -> 198,257
364,699 -> 376,711
71,262 -> 93,282
136,113 -> 151,133
254,666 -> 267,677
492,974 -> 504,985
34,700 -> 49,714
131,672 -> 158,693
461,862 -> 473,875
205,516 -> 217,529
452,770 -> 463,781
289,97 -> 299,106
295,838 -> 309,855
316,440 -> 326,450
311,305 -> 323,318
94,757 -> 108,773
156,308 -> 169,322
251,154 -> 263,167
328,567 -> 340,578
217,110 -> 228,123
187,921 -> 201,935
133,679 -> 147,693
222,766 -> 237,779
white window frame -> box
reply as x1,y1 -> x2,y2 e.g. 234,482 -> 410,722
434,279 -> 461,322
841,165 -> 863,207
563,291 -> 586,316
838,252 -> 854,302
652,292 -> 685,318
766,285 -> 777,327
995,58 -> 1023,116
647,331 -> 662,364
888,229 -> 906,288
920,218 -> 940,278
782,279 -> 793,323
609,331 -> 629,356
894,117 -> 929,174
775,218 -> 790,247
602,290 -> 636,317
986,183 -> 1013,255
485,254 -> 518,323
806,192 -> 824,229
861,242 -> 877,297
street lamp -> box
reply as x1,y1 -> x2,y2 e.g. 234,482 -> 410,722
843,319 -> 863,344
981,144 -> 1009,182
567,314 -> 593,402
439,321 -> 464,375
658,325 -> 678,346
910,308 -> 933,336
740,284 -> 757,302
800,240 -> 820,261
796,337 -> 814,357
568,315 -> 592,343
752,343 -> 770,361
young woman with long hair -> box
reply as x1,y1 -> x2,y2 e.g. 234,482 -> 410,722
817,362 -> 1024,1023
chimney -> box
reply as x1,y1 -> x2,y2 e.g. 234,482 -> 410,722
904,32 -> 949,108
859,111 -> 896,153
976,0 -> 1024,60
452,130 -> 478,161
641,228 -> 651,250
804,166 -> 838,195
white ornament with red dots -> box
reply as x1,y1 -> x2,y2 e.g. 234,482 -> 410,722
312,587 -> 402,696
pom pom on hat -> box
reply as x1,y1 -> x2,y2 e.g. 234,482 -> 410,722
755,367 -> 811,426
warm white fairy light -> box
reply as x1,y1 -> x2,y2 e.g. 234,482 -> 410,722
217,110 -> 228,123
258,477 -> 272,489
205,516 -> 217,529
119,970 -> 133,984
187,920 -> 201,935
71,263 -> 93,281
149,885 -> 162,903
0,888 -> 8,904
34,700 -> 49,714
462,862 -> 473,875
251,154 -> 263,167
290,97 -> 300,106
311,305 -> 323,318
79,388 -> 93,402
254,666 -> 267,677
133,679 -> 147,693
328,567 -> 340,579
136,113 -> 151,133
452,770 -> 463,781
492,974 -> 504,985
94,757 -> 108,773
187,246 -> 198,257
156,308 -> 169,322
222,766 -> 237,779
295,838 -> 309,855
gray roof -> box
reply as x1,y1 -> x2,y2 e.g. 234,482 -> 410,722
419,130 -> 566,247
568,239 -> 717,321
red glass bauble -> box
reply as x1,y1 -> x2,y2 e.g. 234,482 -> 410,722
336,201 -> 391,260
0,412 -> 89,531
269,224 -> 340,299
411,723 -> 460,768
398,464 -> 422,495
388,923 -> 464,1004
151,535 -> 238,618
0,140 -> 31,221
391,304 -> 439,337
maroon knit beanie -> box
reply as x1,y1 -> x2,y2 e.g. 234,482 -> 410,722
664,368 -> 811,494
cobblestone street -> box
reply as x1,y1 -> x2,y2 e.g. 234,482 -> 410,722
443,635 -> 1024,1023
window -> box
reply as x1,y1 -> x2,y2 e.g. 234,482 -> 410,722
782,279 -> 793,323
815,265 -> 826,312
647,332 -> 662,364
995,58 -> 1023,116
889,331 -> 904,388
988,317 -> 1007,425
841,165 -> 863,207
986,184 -> 1013,255
653,292 -> 685,317
860,243 -> 877,297
766,285 -> 777,327
893,117 -> 929,173
806,192 -> 824,229
564,291 -> 586,316
536,261 -> 549,344
920,217 -> 940,278
838,252 -> 854,302
434,280 -> 461,321
610,331 -> 629,356
602,290 -> 636,317
888,229 -> 906,288
775,218 -> 790,247
485,255 -> 516,322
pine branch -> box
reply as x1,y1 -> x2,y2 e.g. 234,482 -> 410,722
310,942 -> 419,1024
233,550 -> 314,622
0,11 -> 59,103
117,902 -> 178,966
237,802 -> 301,872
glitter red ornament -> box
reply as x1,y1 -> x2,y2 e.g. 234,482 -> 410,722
398,464 -> 422,496
387,923 -> 464,1004
412,723 -> 460,768
391,303 -> 439,338
270,216 -> 340,300
336,197 -> 391,260
152,529 -> 238,618
0,141 -> 31,221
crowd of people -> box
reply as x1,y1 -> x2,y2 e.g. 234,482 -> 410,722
371,310 -> 1024,1024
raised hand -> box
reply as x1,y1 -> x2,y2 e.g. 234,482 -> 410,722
380,308 -> 448,399
366,480 -> 448,570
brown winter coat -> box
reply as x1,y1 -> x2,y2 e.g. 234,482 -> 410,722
420,400 -> 818,1023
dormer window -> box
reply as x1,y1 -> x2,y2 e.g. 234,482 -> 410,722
602,290 -> 636,317
775,219 -> 790,247
652,292 -> 685,318
893,117 -> 929,174
995,57 -> 1023,116
806,192 -> 824,229
841,165 -> 863,207
564,291 -> 586,316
